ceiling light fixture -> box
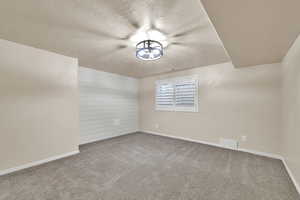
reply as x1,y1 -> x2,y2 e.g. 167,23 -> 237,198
136,40 -> 163,61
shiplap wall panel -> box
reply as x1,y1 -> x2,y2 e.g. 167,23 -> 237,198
79,67 -> 139,144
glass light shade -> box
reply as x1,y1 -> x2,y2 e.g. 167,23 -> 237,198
136,40 -> 163,61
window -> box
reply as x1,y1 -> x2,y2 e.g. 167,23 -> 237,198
156,76 -> 198,112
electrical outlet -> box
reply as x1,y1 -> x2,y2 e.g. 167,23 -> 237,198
155,123 -> 159,129
113,119 -> 120,126
241,136 -> 247,142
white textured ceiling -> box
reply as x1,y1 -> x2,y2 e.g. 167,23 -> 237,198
201,0 -> 300,67
0,0 -> 230,78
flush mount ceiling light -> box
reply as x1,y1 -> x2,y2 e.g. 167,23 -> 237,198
136,40 -> 163,61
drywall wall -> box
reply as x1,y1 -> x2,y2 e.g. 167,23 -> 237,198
0,39 -> 79,172
79,67 -> 139,144
139,62 -> 282,155
282,34 -> 300,187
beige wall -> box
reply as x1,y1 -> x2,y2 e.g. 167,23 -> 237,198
139,62 -> 282,155
0,39 -> 79,171
282,34 -> 300,186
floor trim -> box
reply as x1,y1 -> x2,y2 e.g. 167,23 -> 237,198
142,130 -> 300,195
80,131 -> 138,145
0,150 -> 80,176
237,148 -> 283,160
142,130 -> 282,160
1,132 -> 299,195
282,158 -> 300,195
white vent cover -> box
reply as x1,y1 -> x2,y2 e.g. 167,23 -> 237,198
219,138 -> 238,149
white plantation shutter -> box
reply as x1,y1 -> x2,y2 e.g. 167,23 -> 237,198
156,83 -> 174,110
156,77 -> 198,112
175,80 -> 198,112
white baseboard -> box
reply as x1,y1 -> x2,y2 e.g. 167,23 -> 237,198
0,150 -> 80,176
282,159 -> 300,195
1,131 -> 299,195
142,130 -> 300,195
238,148 -> 283,160
80,131 -> 138,145
142,130 -> 282,159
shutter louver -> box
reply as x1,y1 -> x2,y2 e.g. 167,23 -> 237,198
156,83 -> 174,109
175,81 -> 196,107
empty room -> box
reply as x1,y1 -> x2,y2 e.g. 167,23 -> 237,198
0,0 -> 300,199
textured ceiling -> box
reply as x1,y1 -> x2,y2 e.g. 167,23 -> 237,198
0,0 -> 230,78
201,0 -> 300,67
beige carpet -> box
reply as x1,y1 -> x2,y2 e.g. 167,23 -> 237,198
0,132 -> 299,200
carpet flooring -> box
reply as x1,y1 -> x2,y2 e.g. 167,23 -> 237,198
0,132 -> 299,200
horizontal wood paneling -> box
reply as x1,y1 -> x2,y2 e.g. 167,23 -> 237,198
79,67 -> 138,144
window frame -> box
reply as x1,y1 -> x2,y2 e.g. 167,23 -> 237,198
155,76 -> 198,112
